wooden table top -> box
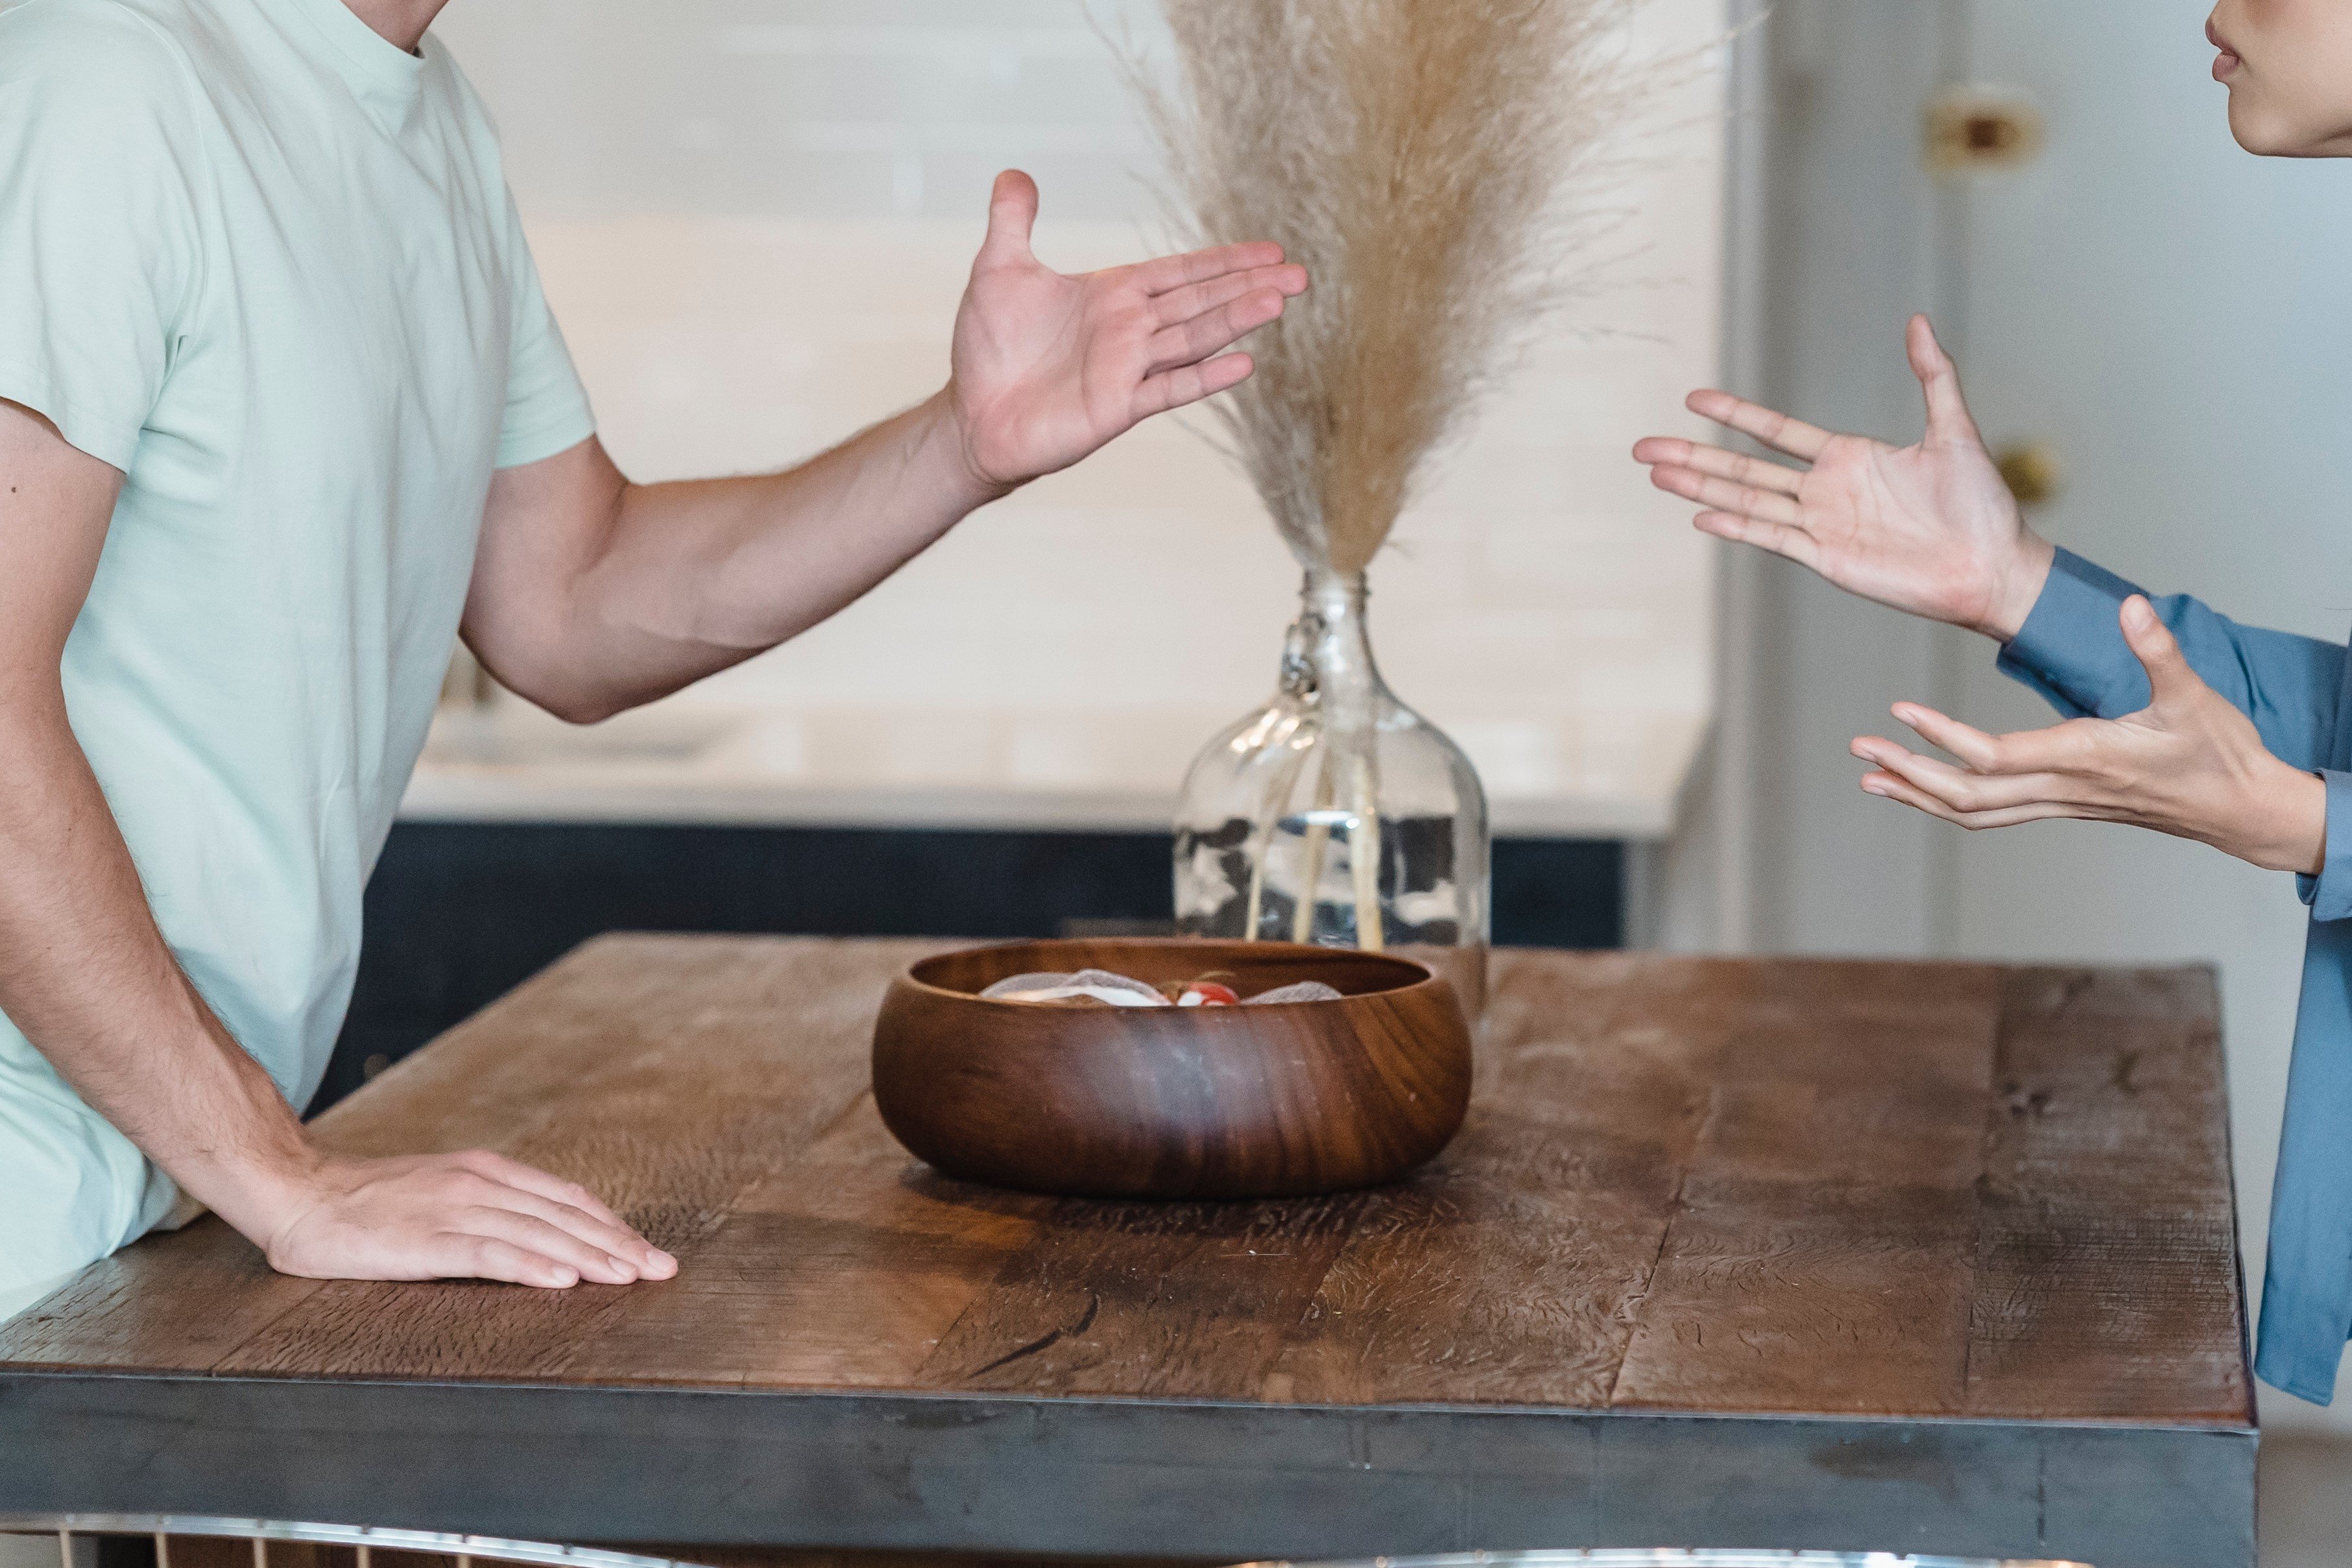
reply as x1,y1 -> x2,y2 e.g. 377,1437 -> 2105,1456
0,937 -> 2257,1567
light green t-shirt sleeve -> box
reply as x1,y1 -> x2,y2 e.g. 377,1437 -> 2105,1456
492,187 -> 596,470
0,1 -> 206,473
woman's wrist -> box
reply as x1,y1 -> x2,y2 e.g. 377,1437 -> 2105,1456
2240,762 -> 2330,875
1978,530 -> 2056,643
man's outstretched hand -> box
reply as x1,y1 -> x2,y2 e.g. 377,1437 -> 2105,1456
258,1146 -> 678,1290
946,170 -> 1306,491
1633,315 -> 2054,643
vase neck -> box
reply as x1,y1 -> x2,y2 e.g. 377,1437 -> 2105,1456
1282,571 -> 1382,701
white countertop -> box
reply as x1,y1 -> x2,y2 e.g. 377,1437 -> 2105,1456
398,701 -> 1710,840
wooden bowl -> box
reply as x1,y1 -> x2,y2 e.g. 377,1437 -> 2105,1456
871,938 -> 1472,1200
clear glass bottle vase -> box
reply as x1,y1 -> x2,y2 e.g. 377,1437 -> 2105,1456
1174,570 -> 1491,1013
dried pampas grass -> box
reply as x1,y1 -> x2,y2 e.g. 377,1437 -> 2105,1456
1136,0 -> 1646,577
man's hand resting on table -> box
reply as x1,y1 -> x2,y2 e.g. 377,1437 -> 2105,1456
1633,314 -> 2055,642
260,1148 -> 676,1289
1851,595 -> 2329,875
1,398 -> 673,1294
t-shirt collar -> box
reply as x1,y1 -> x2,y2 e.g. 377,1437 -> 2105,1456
272,0 -> 429,128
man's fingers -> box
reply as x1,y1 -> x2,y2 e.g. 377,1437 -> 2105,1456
1648,464 -> 1805,527
1684,388 -> 1832,461
462,1152 -> 638,1238
2119,595 -> 2199,706
1151,264 -> 1307,328
476,1185 -> 670,1279
1692,510 -> 1822,571
1906,314 -> 1985,446
1132,240 -> 1289,295
442,1151 -> 673,1277
1133,353 -> 1253,420
431,1233 -> 580,1291
459,1207 -> 641,1285
1633,436 -> 1805,496
1146,287 -> 1287,374
981,169 -> 1041,259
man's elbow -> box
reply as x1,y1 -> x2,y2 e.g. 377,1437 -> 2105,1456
534,687 -> 628,727
462,637 -> 625,728
502,669 -> 627,728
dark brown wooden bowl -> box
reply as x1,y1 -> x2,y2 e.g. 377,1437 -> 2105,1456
871,938 -> 1472,1200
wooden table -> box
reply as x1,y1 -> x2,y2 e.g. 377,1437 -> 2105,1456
0,938 -> 2256,1567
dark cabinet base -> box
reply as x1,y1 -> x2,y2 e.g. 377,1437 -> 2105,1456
316,822 -> 1622,1115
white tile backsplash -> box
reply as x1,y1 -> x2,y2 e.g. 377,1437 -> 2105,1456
430,0 -> 1729,826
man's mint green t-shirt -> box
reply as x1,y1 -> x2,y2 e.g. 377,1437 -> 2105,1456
0,0 -> 595,1293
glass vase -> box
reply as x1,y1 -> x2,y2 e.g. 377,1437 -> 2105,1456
1173,569 -> 1491,1015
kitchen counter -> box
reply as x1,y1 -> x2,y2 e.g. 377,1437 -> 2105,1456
1,938 -> 2253,1565
398,700 -> 1712,839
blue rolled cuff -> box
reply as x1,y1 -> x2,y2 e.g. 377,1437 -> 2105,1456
2297,770 -> 2352,921
1994,547 -> 2152,719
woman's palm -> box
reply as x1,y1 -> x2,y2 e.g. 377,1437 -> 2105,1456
1633,315 -> 2048,641
1795,423 -> 2026,632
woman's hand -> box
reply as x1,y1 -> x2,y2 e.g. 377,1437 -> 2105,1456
1632,315 -> 2054,641
1851,595 -> 2329,874
945,170 -> 1306,492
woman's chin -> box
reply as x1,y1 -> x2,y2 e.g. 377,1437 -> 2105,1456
2224,97 -> 2299,156
2224,89 -> 2352,158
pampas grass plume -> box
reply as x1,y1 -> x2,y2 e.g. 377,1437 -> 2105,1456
1139,0 -> 1643,577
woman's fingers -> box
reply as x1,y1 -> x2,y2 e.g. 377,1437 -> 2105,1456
1633,436 -> 1806,496
1685,388 -> 1833,462
1151,264 -> 1307,327
1647,464 -> 1805,527
1693,510 -> 1823,571
1851,738 -> 2074,814
2118,595 -> 2204,708
1146,288 -> 1287,374
1872,700 -> 2004,776
1905,315 -> 1986,446
1860,769 -> 2080,831
1131,240 -> 1288,294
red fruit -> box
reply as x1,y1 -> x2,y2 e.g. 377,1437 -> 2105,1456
1182,981 -> 1242,1006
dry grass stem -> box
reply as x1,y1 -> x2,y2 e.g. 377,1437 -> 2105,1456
1137,0 -> 1647,576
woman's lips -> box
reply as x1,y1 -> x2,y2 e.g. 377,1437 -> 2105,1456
2207,16 -> 2242,79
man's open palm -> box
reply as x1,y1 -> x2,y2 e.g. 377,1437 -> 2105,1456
947,170 -> 1306,489
1633,315 -> 2051,642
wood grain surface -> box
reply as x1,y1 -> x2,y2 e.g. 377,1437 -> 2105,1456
0,936 -> 2250,1422
0,937 -> 2257,1565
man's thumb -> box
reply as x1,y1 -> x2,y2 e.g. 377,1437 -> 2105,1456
983,169 -> 1040,257
2120,595 -> 2194,703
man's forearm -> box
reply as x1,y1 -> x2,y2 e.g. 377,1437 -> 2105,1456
0,694 -> 314,1241
470,390 -> 1003,722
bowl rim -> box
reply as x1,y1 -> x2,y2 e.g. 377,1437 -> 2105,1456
899,936 -> 1446,1012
